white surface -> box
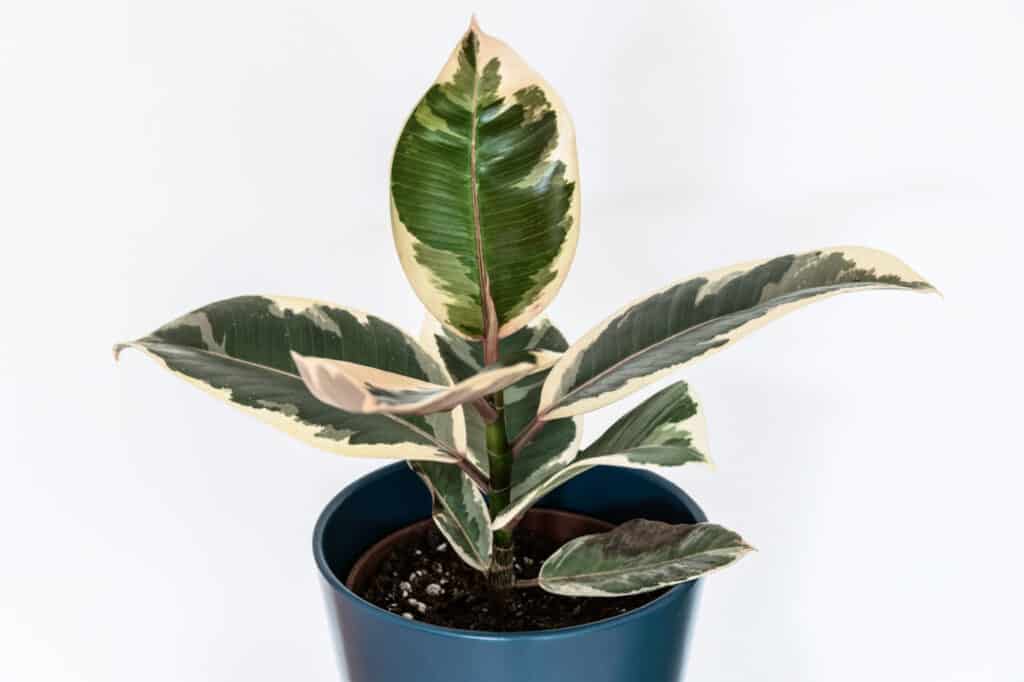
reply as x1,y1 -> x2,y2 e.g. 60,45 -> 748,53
2,1 -> 1022,680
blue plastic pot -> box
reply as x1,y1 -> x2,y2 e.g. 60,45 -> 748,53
313,462 -> 707,682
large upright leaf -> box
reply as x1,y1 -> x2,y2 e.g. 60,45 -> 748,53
116,296 -> 493,571
290,350 -> 556,416
537,520 -> 754,597
539,247 -> 936,420
391,19 -> 580,343
493,382 -> 708,530
115,296 -> 460,462
420,317 -> 581,478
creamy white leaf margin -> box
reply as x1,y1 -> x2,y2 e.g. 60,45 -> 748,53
539,246 -> 937,420
494,406 -> 708,530
114,342 -> 457,463
410,461 -> 493,572
537,520 -> 754,597
418,315 -> 577,473
291,350 -> 557,416
418,316 -> 489,472
409,317 -> 496,571
390,18 -> 580,340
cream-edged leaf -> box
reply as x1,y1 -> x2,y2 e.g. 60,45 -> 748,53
291,350 -> 556,416
410,461 -> 493,572
538,520 -> 754,597
494,382 -> 707,530
539,246 -> 936,420
584,381 -> 708,462
391,19 -> 580,342
115,295 -> 460,463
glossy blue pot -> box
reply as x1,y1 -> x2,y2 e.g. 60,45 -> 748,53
313,462 -> 707,682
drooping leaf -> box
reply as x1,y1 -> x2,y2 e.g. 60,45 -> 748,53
116,295 -> 493,570
420,317 -> 581,478
290,350 -> 556,416
493,382 -> 708,530
411,461 -> 493,572
114,295 -> 462,462
539,247 -> 936,420
538,519 -> 754,597
391,18 -> 580,342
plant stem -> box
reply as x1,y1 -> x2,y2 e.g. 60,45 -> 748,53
486,390 -> 515,590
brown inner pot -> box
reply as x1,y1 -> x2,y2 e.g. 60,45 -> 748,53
345,508 -> 613,593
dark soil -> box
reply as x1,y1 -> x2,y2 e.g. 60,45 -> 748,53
357,524 -> 666,632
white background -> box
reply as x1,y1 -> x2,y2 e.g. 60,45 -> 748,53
3,1 -> 1022,680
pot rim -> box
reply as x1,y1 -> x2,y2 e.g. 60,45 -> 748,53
312,462 -> 707,641
344,508 -> 615,592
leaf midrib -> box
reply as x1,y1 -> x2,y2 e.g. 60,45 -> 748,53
544,281 -> 891,416
468,43 -> 498,354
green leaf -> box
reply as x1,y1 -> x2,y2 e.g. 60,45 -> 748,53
583,381 -> 707,460
290,350 -> 556,416
539,246 -> 937,419
420,317 -> 581,478
493,382 -> 708,530
116,295 -> 493,570
115,295 -> 463,462
411,461 -> 493,572
391,18 -> 580,342
538,519 -> 754,597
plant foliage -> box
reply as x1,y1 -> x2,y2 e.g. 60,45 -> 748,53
117,19 -> 935,603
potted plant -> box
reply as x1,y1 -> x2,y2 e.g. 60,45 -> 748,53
115,18 -> 936,682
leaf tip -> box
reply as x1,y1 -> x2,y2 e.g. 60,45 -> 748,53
289,349 -> 312,373
289,350 -> 316,388
112,342 -> 130,362
468,13 -> 481,33
732,533 -> 758,556
528,349 -> 561,370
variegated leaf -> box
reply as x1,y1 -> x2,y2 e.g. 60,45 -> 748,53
291,350 -> 556,417
114,296 -> 462,462
538,519 -> 754,597
116,296 -> 493,570
420,317 -> 582,479
539,247 -> 936,420
411,461 -> 493,572
494,382 -> 708,530
391,18 -> 580,343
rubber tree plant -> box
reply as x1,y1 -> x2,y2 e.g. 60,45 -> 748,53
116,20 -> 935,599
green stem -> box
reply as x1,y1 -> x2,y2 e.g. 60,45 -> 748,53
486,390 -> 514,590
